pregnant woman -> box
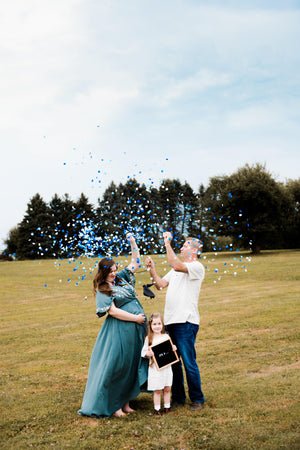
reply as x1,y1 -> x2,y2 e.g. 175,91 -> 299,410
78,233 -> 148,417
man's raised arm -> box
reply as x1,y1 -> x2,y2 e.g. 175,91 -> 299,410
163,232 -> 188,273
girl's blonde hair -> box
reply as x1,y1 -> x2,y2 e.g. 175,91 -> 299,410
147,312 -> 165,366
147,312 -> 165,346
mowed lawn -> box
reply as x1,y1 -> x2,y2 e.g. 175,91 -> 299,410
0,250 -> 299,449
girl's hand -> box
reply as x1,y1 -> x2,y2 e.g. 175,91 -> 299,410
145,347 -> 154,357
172,344 -> 177,351
135,314 -> 146,324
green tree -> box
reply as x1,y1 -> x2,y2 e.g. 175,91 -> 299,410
58,194 -> 77,257
3,226 -> 20,258
48,194 -> 66,257
97,179 -> 160,255
73,193 -> 97,256
17,194 -> 52,259
149,179 -> 199,251
186,183 -> 211,247
284,178 -> 300,248
180,181 -> 199,236
47,194 -> 77,258
96,181 -> 125,255
156,179 -> 184,250
147,185 -> 162,253
205,163 -> 291,253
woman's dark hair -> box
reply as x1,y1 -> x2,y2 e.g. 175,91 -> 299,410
93,257 -> 122,296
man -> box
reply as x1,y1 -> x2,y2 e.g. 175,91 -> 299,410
146,232 -> 205,410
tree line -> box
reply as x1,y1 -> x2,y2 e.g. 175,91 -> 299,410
3,163 -> 300,260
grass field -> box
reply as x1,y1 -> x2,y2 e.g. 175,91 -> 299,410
1,250 -> 299,449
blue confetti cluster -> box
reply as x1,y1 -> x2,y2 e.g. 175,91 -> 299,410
21,147 -> 252,290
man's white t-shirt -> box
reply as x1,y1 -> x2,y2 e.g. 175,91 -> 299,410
163,260 -> 205,326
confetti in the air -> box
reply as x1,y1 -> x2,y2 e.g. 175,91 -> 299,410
32,149 -> 252,291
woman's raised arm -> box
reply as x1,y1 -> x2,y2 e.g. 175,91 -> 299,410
126,233 -> 142,273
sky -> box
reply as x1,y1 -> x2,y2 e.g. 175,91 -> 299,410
1,0 -> 300,250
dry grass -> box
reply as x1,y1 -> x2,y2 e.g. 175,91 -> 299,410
0,250 -> 299,449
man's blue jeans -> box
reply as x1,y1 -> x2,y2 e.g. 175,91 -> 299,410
166,322 -> 205,404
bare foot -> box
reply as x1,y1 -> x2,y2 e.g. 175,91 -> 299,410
113,409 -> 126,417
122,402 -> 136,413
123,406 -> 136,413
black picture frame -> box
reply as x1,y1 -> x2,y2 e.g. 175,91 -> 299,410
150,337 -> 179,371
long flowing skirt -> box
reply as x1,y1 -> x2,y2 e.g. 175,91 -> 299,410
78,315 -> 148,417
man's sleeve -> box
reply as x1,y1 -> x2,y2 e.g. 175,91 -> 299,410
187,261 -> 205,281
163,269 -> 173,283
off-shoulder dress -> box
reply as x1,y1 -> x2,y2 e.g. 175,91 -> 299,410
78,268 -> 148,417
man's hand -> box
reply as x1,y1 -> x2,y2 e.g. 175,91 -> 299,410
163,232 -> 172,245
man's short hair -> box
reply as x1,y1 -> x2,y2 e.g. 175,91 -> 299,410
185,237 -> 203,251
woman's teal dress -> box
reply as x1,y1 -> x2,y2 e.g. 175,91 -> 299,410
78,268 -> 148,417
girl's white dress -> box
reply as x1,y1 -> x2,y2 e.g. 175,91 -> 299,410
141,334 -> 173,391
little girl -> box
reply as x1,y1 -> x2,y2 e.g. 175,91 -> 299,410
141,312 -> 177,415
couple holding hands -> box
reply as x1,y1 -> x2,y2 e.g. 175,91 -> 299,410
78,232 -> 205,418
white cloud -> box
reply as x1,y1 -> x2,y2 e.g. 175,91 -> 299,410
225,101 -> 299,131
0,0 -> 300,249
152,70 -> 232,106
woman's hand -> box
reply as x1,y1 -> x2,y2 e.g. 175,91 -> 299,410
126,232 -> 141,273
145,256 -> 154,269
145,256 -> 169,290
135,314 -> 146,324
108,303 -> 146,324
126,233 -> 135,244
